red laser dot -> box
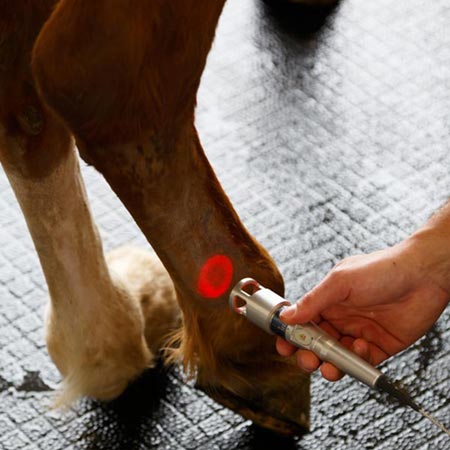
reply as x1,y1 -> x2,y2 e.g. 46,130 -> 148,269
197,254 -> 234,299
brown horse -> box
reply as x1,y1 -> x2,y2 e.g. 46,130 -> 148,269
0,0 -> 336,435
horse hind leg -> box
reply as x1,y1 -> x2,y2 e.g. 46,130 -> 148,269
0,6 -> 179,403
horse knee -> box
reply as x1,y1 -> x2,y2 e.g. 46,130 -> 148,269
32,1 -> 221,146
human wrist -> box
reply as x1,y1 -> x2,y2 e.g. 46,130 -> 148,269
401,226 -> 450,296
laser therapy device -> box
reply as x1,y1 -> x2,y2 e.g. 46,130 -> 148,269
229,277 -> 450,436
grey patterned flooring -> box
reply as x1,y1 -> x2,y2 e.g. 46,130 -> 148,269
1,0 -> 450,448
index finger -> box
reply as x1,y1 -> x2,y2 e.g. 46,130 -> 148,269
281,271 -> 351,324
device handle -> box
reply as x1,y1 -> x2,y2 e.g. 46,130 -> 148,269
285,323 -> 382,388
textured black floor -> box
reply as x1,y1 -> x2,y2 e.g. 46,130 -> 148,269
1,0 -> 450,449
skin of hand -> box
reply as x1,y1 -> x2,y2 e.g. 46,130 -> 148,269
276,228 -> 450,382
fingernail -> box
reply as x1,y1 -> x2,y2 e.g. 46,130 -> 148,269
281,304 -> 296,319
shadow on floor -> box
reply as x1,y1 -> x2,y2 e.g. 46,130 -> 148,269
261,0 -> 339,35
77,363 -> 172,450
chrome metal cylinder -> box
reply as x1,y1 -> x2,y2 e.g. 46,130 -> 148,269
229,278 -> 290,334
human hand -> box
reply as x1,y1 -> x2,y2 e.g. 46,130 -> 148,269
276,235 -> 450,381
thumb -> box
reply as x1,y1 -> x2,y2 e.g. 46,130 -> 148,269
280,272 -> 349,324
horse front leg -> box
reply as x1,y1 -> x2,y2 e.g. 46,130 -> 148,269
32,0 -> 310,433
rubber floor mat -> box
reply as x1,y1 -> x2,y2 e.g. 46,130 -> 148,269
1,0 -> 450,449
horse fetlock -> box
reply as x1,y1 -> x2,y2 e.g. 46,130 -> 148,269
45,280 -> 153,406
